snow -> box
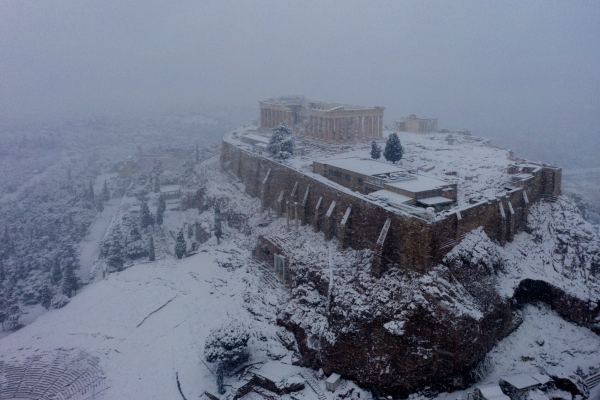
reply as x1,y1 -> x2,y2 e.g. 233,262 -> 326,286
316,156 -> 403,176
386,173 -> 450,193
417,196 -> 453,205
500,373 -> 540,390
477,384 -> 511,400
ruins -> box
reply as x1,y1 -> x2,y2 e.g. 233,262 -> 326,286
395,114 -> 438,133
259,96 -> 385,143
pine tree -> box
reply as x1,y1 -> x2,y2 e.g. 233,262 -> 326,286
267,123 -> 295,159
51,260 -> 62,285
156,210 -> 163,226
384,133 -> 403,164
214,202 -> 222,244
370,141 -> 381,160
41,285 -> 52,310
102,180 -> 110,201
62,265 -> 79,298
188,224 -> 194,239
140,202 -> 152,230
153,178 -> 160,193
96,200 -> 104,216
149,236 -> 155,261
175,230 -> 186,259
216,361 -> 225,394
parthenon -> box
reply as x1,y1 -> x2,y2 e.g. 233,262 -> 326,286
259,96 -> 385,143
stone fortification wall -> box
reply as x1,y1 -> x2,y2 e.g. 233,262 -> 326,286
221,136 -> 561,271
221,140 -> 434,273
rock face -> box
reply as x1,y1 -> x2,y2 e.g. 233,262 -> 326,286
279,237 -> 517,396
277,199 -> 600,397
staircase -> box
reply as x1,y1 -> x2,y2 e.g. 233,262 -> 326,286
585,371 -> 600,388
301,371 -> 326,400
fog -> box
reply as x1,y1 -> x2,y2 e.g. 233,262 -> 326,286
2,1 -> 599,164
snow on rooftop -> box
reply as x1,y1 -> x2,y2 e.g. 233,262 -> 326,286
369,190 -> 413,205
253,361 -> 303,383
500,373 -> 542,389
316,156 -> 404,176
477,384 -> 511,400
417,196 -> 453,206
386,173 -> 450,193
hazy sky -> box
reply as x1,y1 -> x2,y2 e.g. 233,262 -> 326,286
1,1 -> 599,143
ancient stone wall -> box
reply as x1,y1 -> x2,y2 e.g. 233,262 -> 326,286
222,137 -> 559,270
222,140 -> 435,273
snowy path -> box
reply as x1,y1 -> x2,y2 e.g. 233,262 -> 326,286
77,197 -> 122,283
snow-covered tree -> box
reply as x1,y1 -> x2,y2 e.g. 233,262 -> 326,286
204,320 -> 250,371
51,260 -> 62,285
153,178 -> 160,193
62,265 -> 79,298
384,133 -> 403,164
140,202 -> 152,230
214,202 -> 222,244
40,285 -> 52,310
158,195 -> 166,214
156,210 -> 163,227
175,230 -> 186,259
188,224 -> 194,239
267,123 -> 295,159
149,236 -> 155,262
370,141 -> 381,160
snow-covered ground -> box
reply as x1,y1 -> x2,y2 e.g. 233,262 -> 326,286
0,152 -> 598,400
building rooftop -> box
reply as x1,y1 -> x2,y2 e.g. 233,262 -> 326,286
316,157 -> 405,177
386,173 -> 451,193
500,373 -> 542,390
476,384 -> 511,400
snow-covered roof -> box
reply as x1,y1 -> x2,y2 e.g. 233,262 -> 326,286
501,373 -> 542,389
417,196 -> 453,206
326,373 -> 341,383
477,384 -> 511,400
532,373 -> 552,385
369,190 -> 413,205
243,133 -> 270,144
386,173 -> 450,193
253,361 -> 303,383
316,157 -> 404,176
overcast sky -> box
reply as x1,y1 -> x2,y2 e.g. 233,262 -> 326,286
1,1 -> 599,146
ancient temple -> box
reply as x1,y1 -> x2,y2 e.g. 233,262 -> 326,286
259,97 -> 385,143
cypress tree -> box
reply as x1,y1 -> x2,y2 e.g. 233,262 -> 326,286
149,236 -> 155,261
140,202 -> 151,230
214,202 -> 222,244
88,180 -> 94,200
384,133 -> 403,164
51,260 -> 62,285
196,144 -> 200,164
62,265 -> 79,298
156,210 -> 163,226
175,230 -> 186,259
158,195 -> 166,214
153,178 -> 160,193
102,180 -> 110,201
41,285 -> 52,310
370,141 -> 381,160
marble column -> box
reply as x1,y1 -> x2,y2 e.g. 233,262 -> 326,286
349,117 -> 355,141
358,116 -> 363,141
379,115 -> 383,138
